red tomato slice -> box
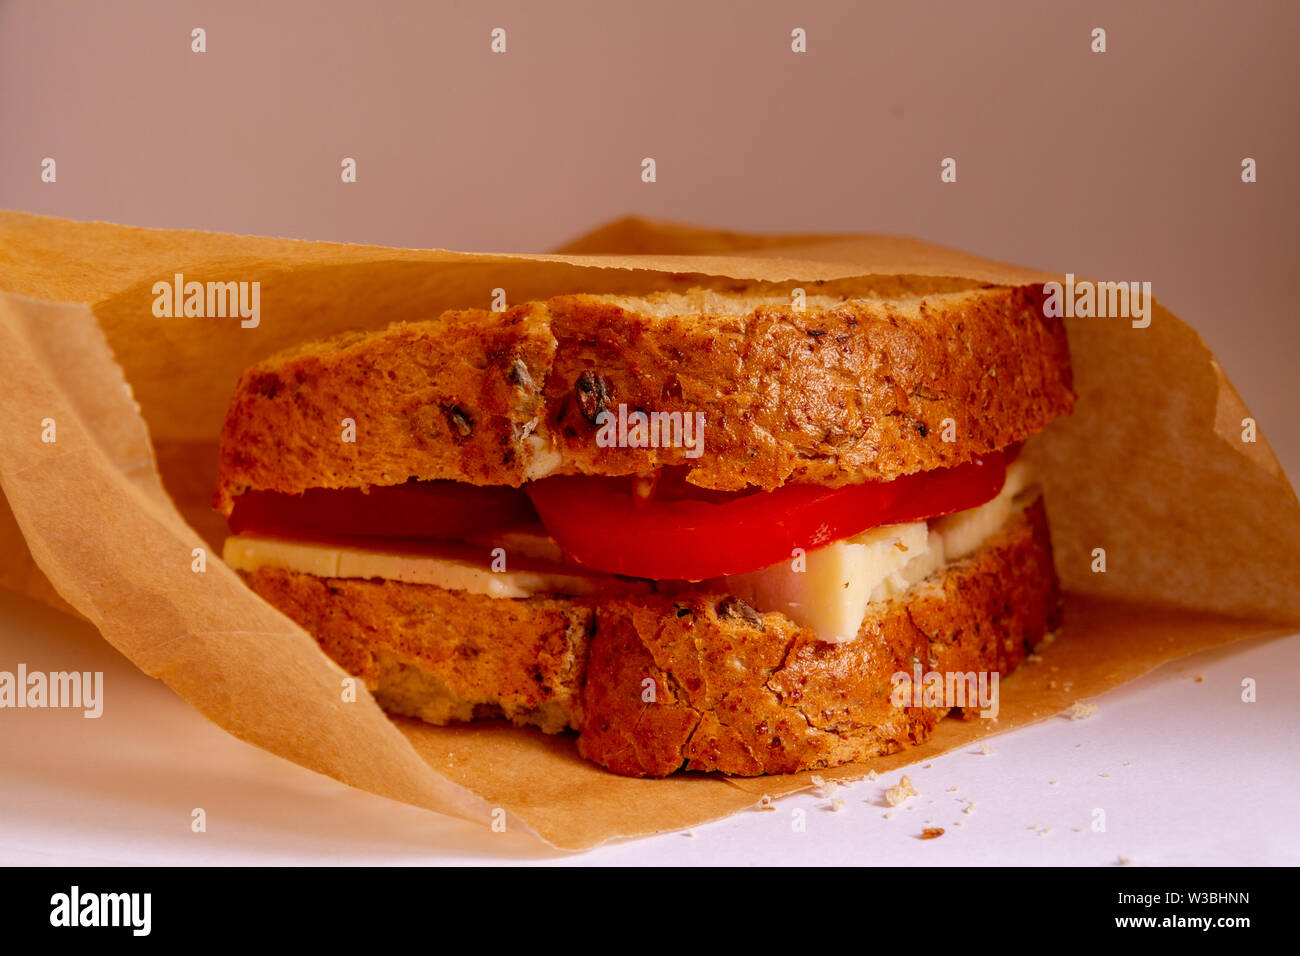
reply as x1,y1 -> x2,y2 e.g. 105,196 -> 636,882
525,453 -> 1008,580
228,480 -> 538,540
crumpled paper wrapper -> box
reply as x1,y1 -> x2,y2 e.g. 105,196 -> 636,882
1,210 -> 1297,850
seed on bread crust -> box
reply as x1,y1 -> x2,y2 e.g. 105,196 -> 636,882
443,404 -> 474,440
574,370 -> 611,426
716,596 -> 764,630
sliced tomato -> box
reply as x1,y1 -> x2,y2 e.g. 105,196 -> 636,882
228,480 -> 538,540
525,453 -> 1008,580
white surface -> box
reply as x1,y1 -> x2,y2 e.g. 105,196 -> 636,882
1,586 -> 1295,866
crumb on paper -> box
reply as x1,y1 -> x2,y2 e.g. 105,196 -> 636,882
1066,702 -> 1098,721
1049,779 -> 1059,786
963,801 -> 977,815
1123,761 -> 1132,767
1100,772 -> 1112,778
946,786 -> 958,792
1116,856 -> 1134,866
831,796 -> 845,812
757,794 -> 776,812
954,820 -> 964,827
923,763 -> 932,769
883,812 -> 894,820
885,775 -> 917,806
920,827 -> 945,840
978,742 -> 996,756
684,829 -> 696,838
1038,827 -> 1053,836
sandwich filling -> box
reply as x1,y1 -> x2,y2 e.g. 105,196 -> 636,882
223,449 -> 1039,645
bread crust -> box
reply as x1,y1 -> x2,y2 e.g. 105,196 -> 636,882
215,286 -> 1073,513
241,499 -> 1061,777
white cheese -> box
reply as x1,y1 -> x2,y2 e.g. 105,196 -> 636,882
723,459 -> 1037,643
933,459 -> 1034,561
222,534 -> 647,598
723,521 -> 931,644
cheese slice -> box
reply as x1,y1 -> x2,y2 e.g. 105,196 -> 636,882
722,521 -> 933,643
933,458 -> 1034,561
222,534 -> 648,598
722,459 -> 1037,643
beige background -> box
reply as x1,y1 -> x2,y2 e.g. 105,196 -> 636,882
2,0 -> 1296,477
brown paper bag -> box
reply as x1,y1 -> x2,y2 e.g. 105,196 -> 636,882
1,210 -> 1296,849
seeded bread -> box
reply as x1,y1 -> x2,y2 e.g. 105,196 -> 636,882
214,286 -> 1073,513
240,498 -> 1060,777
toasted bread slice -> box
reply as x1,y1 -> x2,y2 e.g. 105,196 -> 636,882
215,286 -> 1073,513
238,497 -> 1059,777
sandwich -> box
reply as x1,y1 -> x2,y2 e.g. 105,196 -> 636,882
214,284 -> 1074,777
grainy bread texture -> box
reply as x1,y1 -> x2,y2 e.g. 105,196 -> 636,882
215,286 -> 1074,513
241,498 -> 1060,777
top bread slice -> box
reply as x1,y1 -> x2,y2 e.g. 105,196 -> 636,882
214,285 -> 1073,515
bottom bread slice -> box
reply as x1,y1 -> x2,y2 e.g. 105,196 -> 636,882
240,497 -> 1061,777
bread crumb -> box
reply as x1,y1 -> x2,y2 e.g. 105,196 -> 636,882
831,797 -> 845,812
946,786 -> 958,792
1195,676 -> 1204,683
954,820 -> 964,827
684,829 -> 696,837
963,801 -> 977,815
809,774 -> 826,788
757,794 -> 776,811
1123,761 -> 1132,767
865,769 -> 879,781
978,742 -> 996,756
1038,827 -> 1053,836
883,812 -> 894,820
1049,779 -> 1059,786
923,763 -> 932,769
1100,772 -> 1111,778
885,775 -> 917,806
920,827 -> 945,840
1116,856 -> 1133,866
1066,702 -> 1098,721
